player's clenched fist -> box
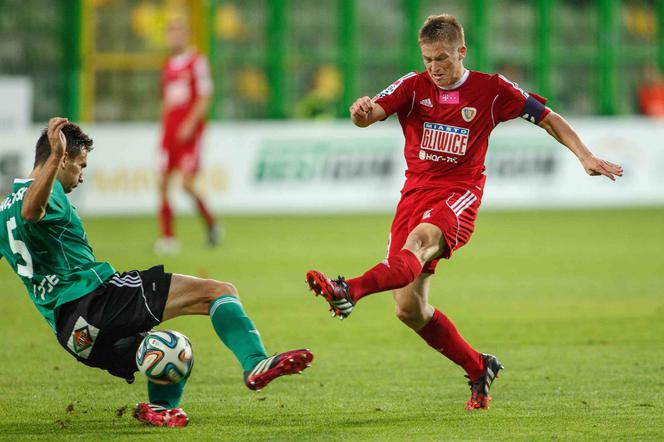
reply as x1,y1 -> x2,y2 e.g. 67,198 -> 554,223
349,96 -> 387,128
47,117 -> 68,158
349,96 -> 374,119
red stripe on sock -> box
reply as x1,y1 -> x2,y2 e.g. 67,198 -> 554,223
194,196 -> 215,229
417,309 -> 485,380
160,200 -> 174,237
347,249 -> 422,303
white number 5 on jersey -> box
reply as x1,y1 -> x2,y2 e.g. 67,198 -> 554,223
6,217 -> 33,278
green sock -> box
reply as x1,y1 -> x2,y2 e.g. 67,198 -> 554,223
148,376 -> 187,409
209,295 -> 268,372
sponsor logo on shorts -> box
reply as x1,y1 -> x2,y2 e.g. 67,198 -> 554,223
421,122 -> 469,156
74,328 -> 92,352
422,208 -> 433,220
67,316 -> 99,360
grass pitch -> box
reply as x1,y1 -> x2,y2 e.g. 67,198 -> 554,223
0,208 -> 662,441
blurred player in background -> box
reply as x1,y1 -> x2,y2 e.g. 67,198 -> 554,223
638,64 -> 664,117
157,16 -> 219,254
306,14 -> 623,410
0,118 -> 313,427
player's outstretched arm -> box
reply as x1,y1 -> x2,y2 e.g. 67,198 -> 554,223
538,112 -> 624,181
349,96 -> 386,128
21,117 -> 68,223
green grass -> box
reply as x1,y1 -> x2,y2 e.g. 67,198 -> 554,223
0,208 -> 663,440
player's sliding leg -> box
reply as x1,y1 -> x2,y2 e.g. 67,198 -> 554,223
182,173 -> 221,247
164,274 -> 313,392
208,295 -> 313,391
394,275 -> 503,410
134,377 -> 190,427
147,376 -> 187,411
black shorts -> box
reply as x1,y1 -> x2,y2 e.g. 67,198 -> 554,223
55,265 -> 171,382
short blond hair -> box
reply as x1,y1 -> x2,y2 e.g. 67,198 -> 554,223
418,14 -> 465,47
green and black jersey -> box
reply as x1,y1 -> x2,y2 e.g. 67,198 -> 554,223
0,178 -> 115,332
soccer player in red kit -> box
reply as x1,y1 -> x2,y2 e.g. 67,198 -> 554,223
156,17 -> 219,254
306,14 -> 623,410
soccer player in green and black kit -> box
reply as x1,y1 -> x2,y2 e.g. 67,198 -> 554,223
0,118 -> 313,427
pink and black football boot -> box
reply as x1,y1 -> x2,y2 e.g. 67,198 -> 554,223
134,403 -> 189,427
305,270 -> 354,319
244,349 -> 314,391
465,353 -> 504,410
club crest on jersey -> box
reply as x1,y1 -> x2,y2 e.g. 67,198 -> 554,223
420,122 -> 470,156
461,107 -> 477,122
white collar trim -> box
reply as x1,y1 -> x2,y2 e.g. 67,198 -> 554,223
14,178 -> 33,183
438,69 -> 469,90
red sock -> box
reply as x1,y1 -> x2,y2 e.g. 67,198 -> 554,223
417,309 -> 485,380
160,200 -> 173,237
194,196 -> 215,229
347,249 -> 422,303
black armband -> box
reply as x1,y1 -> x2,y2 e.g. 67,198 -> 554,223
520,95 -> 547,124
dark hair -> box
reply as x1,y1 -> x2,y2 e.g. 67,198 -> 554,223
34,122 -> 94,167
418,14 -> 465,46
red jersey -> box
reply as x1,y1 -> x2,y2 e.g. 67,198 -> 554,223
374,70 -> 550,193
161,49 -> 213,149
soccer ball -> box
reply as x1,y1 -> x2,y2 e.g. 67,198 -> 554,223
136,330 -> 193,384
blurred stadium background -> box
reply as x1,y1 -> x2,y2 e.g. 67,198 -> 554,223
1,0 -> 663,216
0,1 -> 663,439
2,0 -> 663,121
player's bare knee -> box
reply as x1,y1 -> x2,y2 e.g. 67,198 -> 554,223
404,233 -> 432,255
208,280 -> 239,300
197,280 -> 239,313
182,179 -> 197,196
403,234 -> 425,251
395,304 -> 425,327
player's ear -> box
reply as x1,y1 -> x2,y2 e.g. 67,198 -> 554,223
60,152 -> 69,169
458,45 -> 467,60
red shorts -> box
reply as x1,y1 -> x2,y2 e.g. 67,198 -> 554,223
160,133 -> 203,176
388,183 -> 483,274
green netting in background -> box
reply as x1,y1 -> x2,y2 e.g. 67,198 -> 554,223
0,0 -> 661,121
